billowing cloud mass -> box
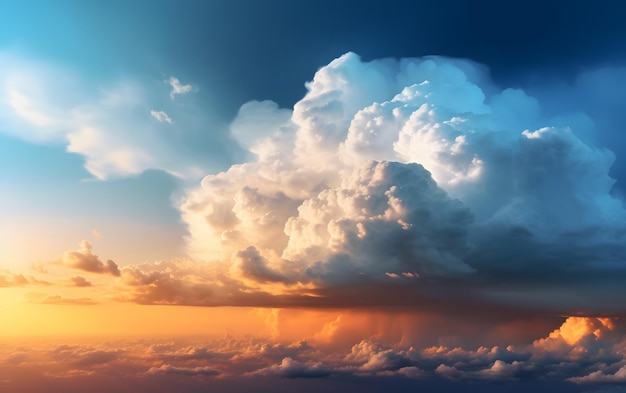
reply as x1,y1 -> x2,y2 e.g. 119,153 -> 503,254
61,240 -> 120,277
5,51 -> 625,316
173,52 -> 626,314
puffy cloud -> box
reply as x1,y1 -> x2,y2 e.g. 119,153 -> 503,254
283,161 -> 474,282
168,76 -> 192,100
116,259 -> 326,307
527,317 -> 624,372
235,246 -> 289,284
230,100 -> 293,150
344,340 -> 413,373
569,365 -> 626,384
177,51 -> 626,314
48,345 -> 121,367
61,240 -> 120,277
435,360 -> 528,381
251,357 -> 330,378
68,276 -> 92,287
117,259 -> 220,305
150,109 -> 172,124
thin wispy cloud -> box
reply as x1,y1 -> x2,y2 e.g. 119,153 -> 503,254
168,76 -> 192,99
150,109 -> 172,124
0,52 -> 224,180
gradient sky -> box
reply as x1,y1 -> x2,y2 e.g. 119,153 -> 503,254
2,1 -> 626,392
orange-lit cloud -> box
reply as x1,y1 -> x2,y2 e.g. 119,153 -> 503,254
1,316 -> 623,389
67,276 -> 92,288
22,292 -> 97,305
60,240 -> 120,277
0,270 -> 50,287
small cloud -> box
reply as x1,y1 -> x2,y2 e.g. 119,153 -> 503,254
145,364 -> 220,377
23,292 -> 97,305
168,77 -> 192,100
251,357 -> 330,378
44,369 -> 96,378
0,271 -> 50,287
48,345 -> 121,366
68,276 -> 92,287
150,110 -> 172,124
61,240 -> 120,277
569,365 -> 626,383
92,229 -> 102,239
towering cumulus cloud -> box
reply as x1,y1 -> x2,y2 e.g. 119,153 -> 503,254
177,52 -> 626,313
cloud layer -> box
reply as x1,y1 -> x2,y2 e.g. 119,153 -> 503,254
2,316 -> 625,391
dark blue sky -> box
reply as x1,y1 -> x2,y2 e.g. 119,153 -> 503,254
4,0 -> 626,110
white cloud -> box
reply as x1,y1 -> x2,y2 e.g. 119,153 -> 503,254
230,100 -> 293,151
282,161 -> 474,282
178,52 -> 626,313
0,52 -> 228,180
168,76 -> 192,99
7,88 -> 53,127
344,340 -> 413,373
150,109 -> 172,124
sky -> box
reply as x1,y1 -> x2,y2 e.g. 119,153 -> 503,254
2,0 -> 626,392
